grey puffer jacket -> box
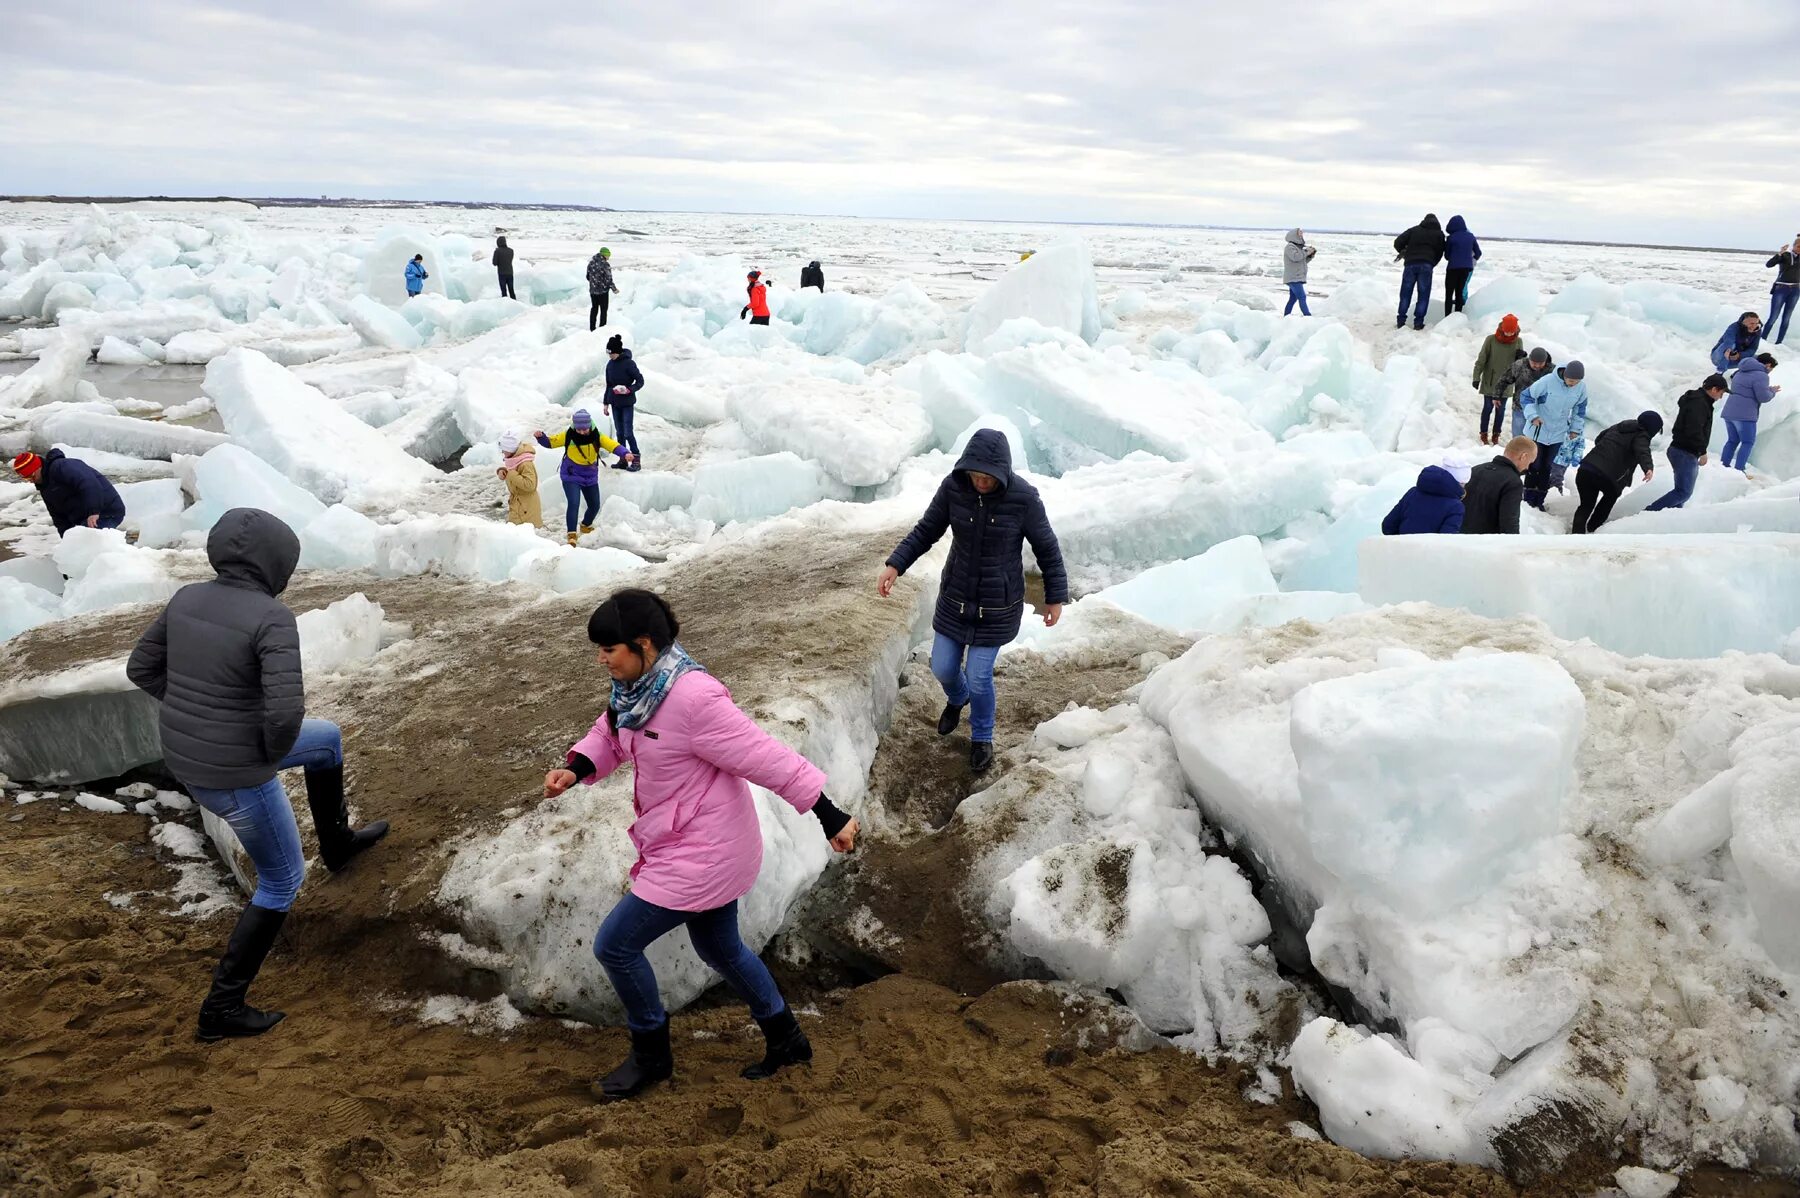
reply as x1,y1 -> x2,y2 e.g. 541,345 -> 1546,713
127,508 -> 306,789
1283,229 -> 1316,283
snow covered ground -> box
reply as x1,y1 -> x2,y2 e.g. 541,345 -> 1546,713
2,200 -> 1796,1182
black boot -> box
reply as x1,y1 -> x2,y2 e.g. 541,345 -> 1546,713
1395,315 -> 1406,329
1413,318 -> 1425,331
742,1008 -> 812,1080
936,702 -> 965,736
597,1020 -> 674,1102
970,741 -> 995,773
305,764 -> 388,872
197,903 -> 288,1043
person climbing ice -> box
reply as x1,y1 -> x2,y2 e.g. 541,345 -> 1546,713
1645,374 -> 1727,511
1711,311 -> 1763,373
1392,212 -> 1445,330
1571,412 -> 1661,534
587,247 -> 618,331
1442,215 -> 1481,316
1720,352 -> 1780,475
1499,346 -> 1555,440
542,588 -> 858,1102
1460,437 -> 1538,534
741,269 -> 771,326
534,410 -> 634,546
800,260 -> 825,291
10,449 -> 126,538
405,254 -> 428,298
125,507 -> 390,1043
1766,236 -> 1798,346
878,429 -> 1068,775
1381,464 -> 1465,534
496,431 -> 541,527
602,334 -> 644,471
493,236 -> 516,300
1472,314 -> 1526,445
1282,229 -> 1317,316
1519,359 -> 1588,509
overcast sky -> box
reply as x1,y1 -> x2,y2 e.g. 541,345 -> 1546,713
5,0 -> 1796,247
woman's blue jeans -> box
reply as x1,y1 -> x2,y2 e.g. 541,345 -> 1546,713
1284,282 -> 1310,316
930,633 -> 1000,744
594,894 -> 784,1032
611,402 -> 640,459
1721,419 -> 1758,471
562,478 -> 601,531
185,719 -> 344,911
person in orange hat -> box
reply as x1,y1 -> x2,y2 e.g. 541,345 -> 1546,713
1471,314 -> 1526,446
12,449 -> 126,536
740,270 -> 771,326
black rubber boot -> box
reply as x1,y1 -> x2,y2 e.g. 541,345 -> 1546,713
742,1008 -> 812,1080
970,741 -> 995,773
1395,315 -> 1405,329
936,702 -> 965,736
597,1020 -> 674,1102
196,903 -> 288,1043
1413,318 -> 1425,331
305,764 -> 389,872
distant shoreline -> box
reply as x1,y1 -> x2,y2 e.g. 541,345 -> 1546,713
0,194 -> 1765,256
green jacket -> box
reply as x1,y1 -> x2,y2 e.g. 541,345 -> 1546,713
1472,334 -> 1525,396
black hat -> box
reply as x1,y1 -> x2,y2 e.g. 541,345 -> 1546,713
1637,410 -> 1664,436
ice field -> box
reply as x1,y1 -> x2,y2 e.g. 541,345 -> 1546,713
3,200 -> 1799,1185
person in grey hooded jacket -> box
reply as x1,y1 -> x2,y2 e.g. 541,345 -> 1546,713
127,507 -> 390,1043
1283,229 -> 1317,316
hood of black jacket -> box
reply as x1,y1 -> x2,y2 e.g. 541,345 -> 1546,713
1416,465 -> 1462,498
207,507 -> 301,597
953,428 -> 1014,490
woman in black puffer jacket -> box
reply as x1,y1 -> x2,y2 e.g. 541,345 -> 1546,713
878,428 -> 1069,773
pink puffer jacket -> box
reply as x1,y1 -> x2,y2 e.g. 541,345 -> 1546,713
568,671 -> 826,912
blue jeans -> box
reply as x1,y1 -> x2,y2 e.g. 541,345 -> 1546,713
930,633 -> 1000,743
1284,282 -> 1310,316
1769,286 -> 1796,345
611,401 -> 640,460
1510,401 -> 1526,439
594,894 -> 784,1032
1398,264 -> 1434,322
186,719 -> 344,911
1721,419 -> 1758,471
1645,446 -> 1699,510
562,478 -> 601,531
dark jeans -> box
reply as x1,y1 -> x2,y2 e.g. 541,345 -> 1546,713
1523,440 -> 1560,508
562,478 -> 601,531
589,290 -> 610,331
1444,267 -> 1472,315
1284,282 -> 1310,316
749,315 -> 771,326
498,270 -> 516,300
1645,446 -> 1699,511
1571,466 -> 1623,534
594,894 -> 785,1032
1770,285 -> 1796,344
1398,264 -> 1434,322
611,401 -> 640,459
1480,395 -> 1507,440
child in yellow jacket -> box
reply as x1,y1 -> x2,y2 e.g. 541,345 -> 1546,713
534,409 -> 634,545
496,432 -> 541,528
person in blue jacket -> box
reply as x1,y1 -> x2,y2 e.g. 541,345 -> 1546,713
878,429 -> 1068,775
404,254 -> 428,298
1442,216 -> 1481,317
1720,353 -> 1781,473
602,334 -> 645,471
1711,312 -> 1762,373
1381,465 -> 1465,534
1519,361 -> 1589,509
11,449 -> 126,537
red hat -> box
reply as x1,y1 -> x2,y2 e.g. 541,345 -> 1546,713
1496,313 -> 1520,341
11,451 -> 42,480
747,269 -> 761,279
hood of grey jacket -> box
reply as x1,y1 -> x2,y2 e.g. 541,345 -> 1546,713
208,507 -> 300,597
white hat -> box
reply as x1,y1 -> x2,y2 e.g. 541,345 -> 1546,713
1439,455 -> 1472,487
499,431 -> 521,454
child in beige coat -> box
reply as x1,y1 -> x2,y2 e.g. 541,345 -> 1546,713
497,432 -> 542,528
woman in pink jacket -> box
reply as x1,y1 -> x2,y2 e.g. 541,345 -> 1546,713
543,588 -> 858,1102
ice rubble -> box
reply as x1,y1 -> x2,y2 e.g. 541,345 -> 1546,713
965,241 -> 1103,349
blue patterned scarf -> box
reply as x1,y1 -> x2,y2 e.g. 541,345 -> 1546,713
610,642 -> 705,730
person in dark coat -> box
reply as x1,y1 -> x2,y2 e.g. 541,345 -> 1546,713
1766,236 -> 1798,345
1393,213 -> 1446,330
1442,215 -> 1482,316
587,249 -> 619,331
800,261 -> 825,291
1381,465 -> 1464,534
1571,413 -> 1661,534
1646,375 -> 1727,511
1711,312 -> 1763,372
11,449 -> 126,536
1498,347 -> 1554,440
602,333 -> 645,470
126,508 -> 390,1043
1461,437 -> 1537,534
494,236 -> 517,300
879,429 -> 1068,774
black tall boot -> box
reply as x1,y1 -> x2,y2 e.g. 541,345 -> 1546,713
596,1020 -> 674,1102
304,764 -> 388,872
742,1007 -> 812,1080
197,903 -> 288,1043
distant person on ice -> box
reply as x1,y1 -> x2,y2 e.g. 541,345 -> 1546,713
1646,374 -> 1727,511
1381,465 -> 1465,534
1393,212 -> 1445,330
1766,235 -> 1798,345
1442,215 -> 1481,316
1472,314 -> 1525,445
542,589 -> 857,1101
496,431 -> 541,527
603,334 -> 644,471
493,236 -> 516,300
800,260 -> 825,291
10,449 -> 125,537
741,270 -> 771,325
587,248 -> 619,331
1519,359 -> 1588,509
879,429 -> 1068,775
1461,437 -> 1538,534
534,410 -> 634,546
126,507 -> 390,1042
1499,346 -> 1554,439
405,254 -> 428,298
1720,352 -> 1780,474
1571,412 -> 1661,534
1282,229 -> 1317,316
1711,311 -> 1763,373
